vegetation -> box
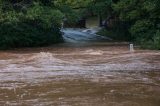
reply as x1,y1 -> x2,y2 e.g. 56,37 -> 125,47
0,0 -> 63,49
0,0 -> 159,49
95,0 -> 160,49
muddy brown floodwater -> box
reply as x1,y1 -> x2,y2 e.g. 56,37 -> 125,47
0,42 -> 160,106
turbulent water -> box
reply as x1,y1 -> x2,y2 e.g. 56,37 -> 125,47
0,29 -> 160,106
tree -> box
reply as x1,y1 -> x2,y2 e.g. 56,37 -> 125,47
0,0 -> 64,49
112,0 -> 160,49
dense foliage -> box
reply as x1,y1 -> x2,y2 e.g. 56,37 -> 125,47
94,0 -> 160,49
0,0 -> 159,49
113,0 -> 160,49
0,0 -> 63,49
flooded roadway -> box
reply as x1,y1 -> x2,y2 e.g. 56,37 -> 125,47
0,29 -> 160,106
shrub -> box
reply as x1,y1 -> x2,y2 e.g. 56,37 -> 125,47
0,2 -> 64,49
0,21 -> 63,49
152,30 -> 160,49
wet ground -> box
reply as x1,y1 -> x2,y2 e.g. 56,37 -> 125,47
0,29 -> 160,106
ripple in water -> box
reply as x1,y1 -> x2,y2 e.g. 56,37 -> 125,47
0,29 -> 160,105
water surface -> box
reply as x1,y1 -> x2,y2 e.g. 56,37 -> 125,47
0,29 -> 160,106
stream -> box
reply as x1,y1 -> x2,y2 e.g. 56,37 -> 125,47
0,28 -> 160,106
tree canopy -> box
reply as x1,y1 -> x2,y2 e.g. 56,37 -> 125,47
0,0 -> 159,49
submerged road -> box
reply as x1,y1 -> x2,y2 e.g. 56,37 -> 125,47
0,29 -> 160,106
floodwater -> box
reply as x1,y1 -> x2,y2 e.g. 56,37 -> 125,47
0,29 -> 160,106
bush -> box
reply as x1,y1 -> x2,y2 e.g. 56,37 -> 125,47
0,21 -> 63,49
0,2 -> 64,49
135,30 -> 160,50
111,0 -> 160,50
130,19 -> 154,40
153,30 -> 160,49
97,21 -> 132,41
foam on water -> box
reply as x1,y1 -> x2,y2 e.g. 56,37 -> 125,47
0,29 -> 159,106
83,49 -> 103,55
